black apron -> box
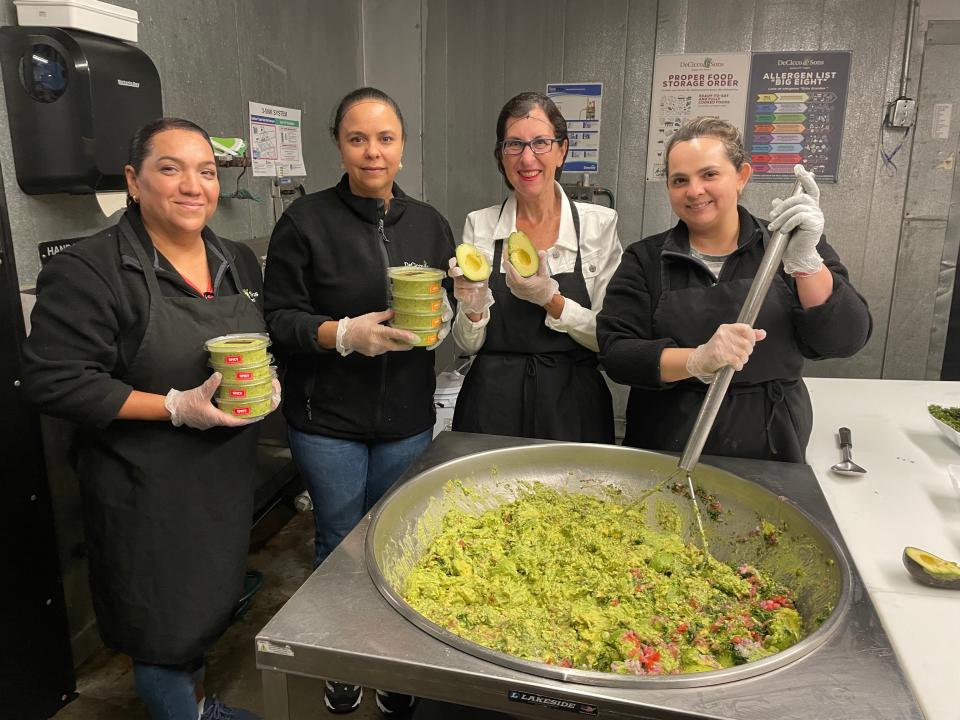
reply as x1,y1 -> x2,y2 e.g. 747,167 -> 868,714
623,231 -> 811,463
74,217 -> 265,664
453,198 -> 614,443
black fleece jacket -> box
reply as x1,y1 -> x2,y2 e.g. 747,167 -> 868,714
262,176 -> 456,441
22,208 -> 264,429
598,206 -> 873,390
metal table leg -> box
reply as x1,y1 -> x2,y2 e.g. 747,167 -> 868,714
261,669 -> 291,720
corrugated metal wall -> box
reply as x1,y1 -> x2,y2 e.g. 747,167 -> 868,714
1,0 -> 364,289
420,0 -> 957,381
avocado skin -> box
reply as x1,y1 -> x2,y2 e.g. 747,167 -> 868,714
507,231 -> 539,277
902,546 -> 960,589
455,243 -> 491,281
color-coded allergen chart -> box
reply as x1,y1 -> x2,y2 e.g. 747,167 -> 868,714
744,52 -> 851,182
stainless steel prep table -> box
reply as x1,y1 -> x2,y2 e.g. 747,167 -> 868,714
256,431 -> 920,720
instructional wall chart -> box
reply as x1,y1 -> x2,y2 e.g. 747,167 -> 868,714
646,53 -> 751,180
249,101 -> 307,178
743,52 -> 851,182
547,83 -> 602,173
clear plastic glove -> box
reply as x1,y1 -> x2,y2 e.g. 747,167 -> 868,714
503,250 -> 560,307
769,165 -> 825,277
336,310 -> 417,357
686,323 -> 767,383
164,372 -> 251,430
426,293 -> 454,351
447,257 -> 494,316
270,377 -> 281,411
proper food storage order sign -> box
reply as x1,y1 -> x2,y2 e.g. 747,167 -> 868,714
249,101 -> 307,177
646,53 -> 751,180
743,52 -> 851,182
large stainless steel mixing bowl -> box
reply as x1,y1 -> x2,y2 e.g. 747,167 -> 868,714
366,443 -> 851,688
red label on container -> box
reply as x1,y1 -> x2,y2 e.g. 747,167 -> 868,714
428,283 -> 440,293
224,355 -> 242,364
424,334 -> 438,344
229,389 -> 247,398
431,300 -> 442,311
430,317 -> 441,327
233,406 -> 251,415
236,371 -> 253,380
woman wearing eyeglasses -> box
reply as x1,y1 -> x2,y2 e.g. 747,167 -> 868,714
449,91 -> 622,442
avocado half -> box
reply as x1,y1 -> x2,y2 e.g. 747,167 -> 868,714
507,230 -> 539,277
455,243 -> 492,281
902,546 -> 960,589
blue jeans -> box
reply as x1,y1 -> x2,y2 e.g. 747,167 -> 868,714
288,428 -> 432,567
133,659 -> 204,720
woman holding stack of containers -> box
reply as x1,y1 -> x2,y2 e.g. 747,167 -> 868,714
449,91 -> 622,443
22,118 -> 272,720
263,87 -> 454,715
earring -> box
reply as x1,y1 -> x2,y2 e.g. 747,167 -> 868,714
132,196 -> 139,204
399,161 -> 404,170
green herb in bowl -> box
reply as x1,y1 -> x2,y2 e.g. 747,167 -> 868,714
928,404 -> 960,432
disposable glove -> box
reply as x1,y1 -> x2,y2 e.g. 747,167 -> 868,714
686,323 -> 767,383
447,257 -> 495,316
270,377 -> 281,410
769,165 -> 825,277
426,292 -> 454,351
336,310 -> 417,357
503,250 -> 560,307
164,372 -> 251,430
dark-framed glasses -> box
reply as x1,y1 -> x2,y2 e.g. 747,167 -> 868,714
499,137 -> 562,156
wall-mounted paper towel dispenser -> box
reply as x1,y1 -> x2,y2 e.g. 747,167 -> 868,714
0,26 -> 161,194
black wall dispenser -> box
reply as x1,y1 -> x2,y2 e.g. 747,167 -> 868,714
0,26 -> 161,194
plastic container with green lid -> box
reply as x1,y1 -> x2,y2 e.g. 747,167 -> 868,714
216,375 -> 276,402
390,292 -> 444,314
211,355 -> 275,383
388,266 -> 444,296
205,333 -> 271,366
216,390 -> 273,419
390,325 -> 438,347
391,309 -> 443,330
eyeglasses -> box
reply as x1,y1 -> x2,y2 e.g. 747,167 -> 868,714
499,137 -> 563,156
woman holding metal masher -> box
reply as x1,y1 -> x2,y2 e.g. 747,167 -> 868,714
597,117 -> 872,462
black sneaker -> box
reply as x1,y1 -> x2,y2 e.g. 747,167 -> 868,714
324,682 -> 362,714
375,690 -> 417,717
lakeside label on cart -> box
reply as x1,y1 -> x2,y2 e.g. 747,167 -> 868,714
507,690 -> 598,715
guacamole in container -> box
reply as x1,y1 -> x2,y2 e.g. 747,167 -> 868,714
388,266 -> 444,296
216,375 -> 275,402
390,293 -> 444,314
211,354 -> 276,383
205,333 -> 270,366
391,310 -> 443,330
391,326 -> 439,347
216,390 -> 272,419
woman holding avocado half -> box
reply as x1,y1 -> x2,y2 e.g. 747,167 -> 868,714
449,91 -> 622,442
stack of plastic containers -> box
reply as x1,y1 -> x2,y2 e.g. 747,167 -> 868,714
387,266 -> 445,346
204,333 -> 275,419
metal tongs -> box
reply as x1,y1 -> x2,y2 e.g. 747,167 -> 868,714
678,178 -> 805,474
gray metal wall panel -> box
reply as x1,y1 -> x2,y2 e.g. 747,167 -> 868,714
422,0 -> 449,211
563,1 -> 629,202
4,0 -> 362,288
616,1 -> 659,245
364,0 -> 424,199
685,0 -> 755,52
885,219 -> 948,379
752,0 -> 825,51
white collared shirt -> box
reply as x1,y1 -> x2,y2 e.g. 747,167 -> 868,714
452,182 -> 622,353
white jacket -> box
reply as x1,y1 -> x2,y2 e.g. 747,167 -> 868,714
452,183 -> 622,353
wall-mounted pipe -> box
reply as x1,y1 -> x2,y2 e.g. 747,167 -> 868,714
899,0 -> 919,97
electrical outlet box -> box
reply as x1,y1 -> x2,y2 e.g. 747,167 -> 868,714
887,97 -> 916,128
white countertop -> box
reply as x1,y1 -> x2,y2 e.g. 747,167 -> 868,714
804,377 -> 960,720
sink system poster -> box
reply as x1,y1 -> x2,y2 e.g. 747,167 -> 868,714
646,53 -> 752,181
547,83 -> 603,173
249,101 -> 307,178
743,52 -> 851,182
